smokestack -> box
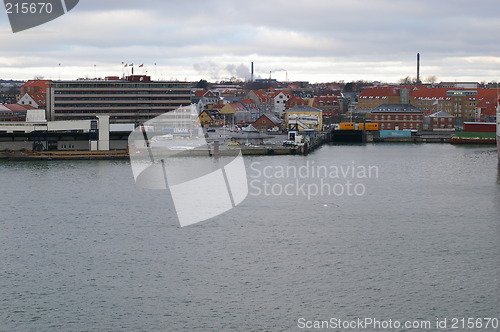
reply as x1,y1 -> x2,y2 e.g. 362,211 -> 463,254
417,53 -> 420,85
251,62 -> 254,82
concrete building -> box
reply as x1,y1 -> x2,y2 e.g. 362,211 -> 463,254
46,76 -> 191,123
0,116 -> 115,151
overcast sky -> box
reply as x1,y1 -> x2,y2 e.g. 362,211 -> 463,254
1,0 -> 499,83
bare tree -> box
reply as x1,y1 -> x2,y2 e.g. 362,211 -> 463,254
425,76 -> 438,84
398,76 -> 417,85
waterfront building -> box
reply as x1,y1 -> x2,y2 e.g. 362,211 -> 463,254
253,113 -> 282,132
285,106 -> 323,131
46,76 -> 191,123
425,111 -> 455,131
359,85 -> 498,125
369,103 -> 424,131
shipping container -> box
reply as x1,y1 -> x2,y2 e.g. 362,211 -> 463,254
339,122 -> 355,130
364,123 -> 379,131
463,122 -> 496,133
379,130 -> 412,138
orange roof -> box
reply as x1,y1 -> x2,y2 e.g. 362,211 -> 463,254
252,90 -> 271,102
21,80 -> 51,87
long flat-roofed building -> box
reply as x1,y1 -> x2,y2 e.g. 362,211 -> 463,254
46,75 -> 191,123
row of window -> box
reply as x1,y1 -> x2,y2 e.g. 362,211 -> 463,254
55,97 -> 189,101
380,123 -> 421,129
360,96 -> 388,99
54,103 -> 187,108
54,90 -> 190,95
54,83 -> 190,89
373,115 -> 421,121
54,109 -> 178,114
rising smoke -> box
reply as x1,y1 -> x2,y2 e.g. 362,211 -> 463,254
193,62 -> 253,81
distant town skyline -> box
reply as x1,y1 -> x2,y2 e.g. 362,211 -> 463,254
1,0 -> 499,83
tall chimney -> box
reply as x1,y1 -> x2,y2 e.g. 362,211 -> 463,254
417,53 -> 420,84
251,62 -> 254,82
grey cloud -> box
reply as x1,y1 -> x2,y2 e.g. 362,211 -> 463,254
1,0 -> 499,82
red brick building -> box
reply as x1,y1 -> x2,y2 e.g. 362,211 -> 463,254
312,96 -> 341,116
427,111 -> 455,131
369,103 -> 424,131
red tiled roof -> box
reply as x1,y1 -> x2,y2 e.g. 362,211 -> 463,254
21,92 -> 46,106
410,87 -> 449,99
251,90 -> 274,102
240,99 -> 256,106
31,93 -> 46,106
476,91 -> 499,116
21,80 -> 51,87
3,104 -> 30,111
286,96 -> 307,105
194,90 -> 209,97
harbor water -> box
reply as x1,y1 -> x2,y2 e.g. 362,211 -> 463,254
0,143 -> 498,331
